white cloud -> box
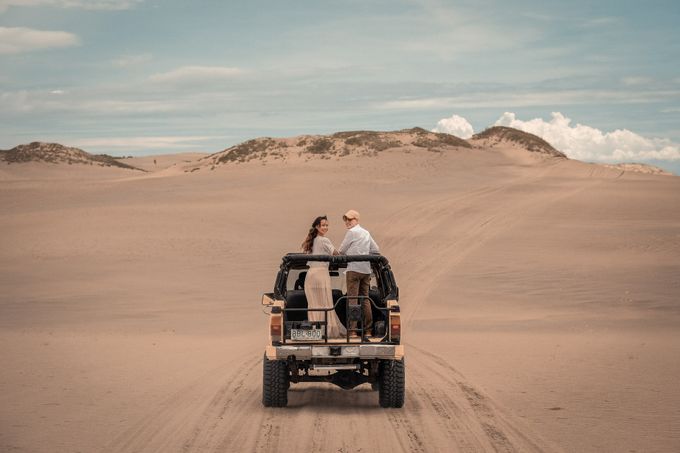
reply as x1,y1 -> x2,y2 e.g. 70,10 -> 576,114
376,88 -> 680,111
621,76 -> 652,86
0,26 -> 79,54
380,97 -> 451,110
403,0 -> 538,56
71,135 -> 220,151
431,114 -> 474,138
149,66 -> 245,84
494,112 -> 680,162
0,89 -> 180,114
112,53 -> 152,67
432,111 -> 680,163
0,0 -> 143,13
84,99 -> 179,113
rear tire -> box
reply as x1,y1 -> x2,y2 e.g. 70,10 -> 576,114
378,359 -> 405,408
262,354 -> 289,407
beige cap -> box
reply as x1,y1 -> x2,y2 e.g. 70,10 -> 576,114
343,209 -> 360,221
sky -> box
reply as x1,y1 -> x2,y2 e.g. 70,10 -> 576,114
1,0 -> 679,173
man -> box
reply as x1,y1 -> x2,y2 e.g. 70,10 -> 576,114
338,209 -> 380,340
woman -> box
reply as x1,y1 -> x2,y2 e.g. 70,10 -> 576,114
301,216 -> 347,338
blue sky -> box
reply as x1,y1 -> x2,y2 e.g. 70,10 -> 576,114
1,0 -> 679,172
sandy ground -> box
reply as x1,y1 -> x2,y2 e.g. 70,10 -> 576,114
121,153 -> 209,172
1,146 -> 679,452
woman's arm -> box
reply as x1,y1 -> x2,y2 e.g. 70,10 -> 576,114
324,237 -> 340,255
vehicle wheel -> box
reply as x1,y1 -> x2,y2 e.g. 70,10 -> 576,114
378,359 -> 405,408
262,354 -> 289,407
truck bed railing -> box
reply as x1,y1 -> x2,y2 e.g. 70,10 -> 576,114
282,295 -> 389,344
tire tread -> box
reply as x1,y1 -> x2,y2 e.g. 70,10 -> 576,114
379,359 -> 405,408
262,355 -> 288,407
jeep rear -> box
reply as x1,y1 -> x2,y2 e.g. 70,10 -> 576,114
262,254 -> 405,408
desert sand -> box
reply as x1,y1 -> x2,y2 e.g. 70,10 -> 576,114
1,132 -> 679,452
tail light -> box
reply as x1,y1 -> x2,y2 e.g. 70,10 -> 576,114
388,300 -> 401,342
270,305 -> 283,343
389,315 -> 401,342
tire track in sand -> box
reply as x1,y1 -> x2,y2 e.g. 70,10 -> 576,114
386,159 -> 615,327
406,344 -> 554,452
253,347 -> 550,452
103,350 -> 261,453
183,355 -> 261,451
103,346 -> 553,452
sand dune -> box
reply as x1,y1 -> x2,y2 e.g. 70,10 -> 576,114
1,132 -> 679,452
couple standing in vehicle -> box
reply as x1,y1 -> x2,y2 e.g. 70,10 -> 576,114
300,210 -> 380,339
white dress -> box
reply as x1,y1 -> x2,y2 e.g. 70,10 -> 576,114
305,236 -> 347,338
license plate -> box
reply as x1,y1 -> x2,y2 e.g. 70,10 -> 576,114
291,328 -> 324,341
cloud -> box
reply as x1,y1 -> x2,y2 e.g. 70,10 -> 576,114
0,26 -> 79,54
376,87 -> 680,110
415,0 -> 539,53
149,66 -> 245,85
71,135 -> 220,151
494,112 -> 680,162
431,114 -> 474,138
429,111 -> 680,163
520,12 -> 554,22
398,20 -> 536,58
621,76 -> 653,86
0,89 -> 180,114
0,0 -> 143,13
112,53 -> 152,67
580,16 -> 622,28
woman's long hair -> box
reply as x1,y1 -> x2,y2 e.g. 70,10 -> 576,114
301,215 -> 327,253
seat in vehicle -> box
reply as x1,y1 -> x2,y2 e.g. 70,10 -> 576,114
285,289 -> 308,321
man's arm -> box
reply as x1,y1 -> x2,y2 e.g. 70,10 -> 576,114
338,230 -> 353,255
369,235 -> 380,254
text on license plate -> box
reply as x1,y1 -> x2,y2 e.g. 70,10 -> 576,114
291,328 -> 324,341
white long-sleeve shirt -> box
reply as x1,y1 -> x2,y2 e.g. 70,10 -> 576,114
338,224 -> 380,274
307,236 -> 336,268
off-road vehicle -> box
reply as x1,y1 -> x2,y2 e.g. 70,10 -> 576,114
261,254 -> 405,408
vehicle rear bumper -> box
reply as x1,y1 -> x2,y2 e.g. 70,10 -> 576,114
266,344 -> 404,361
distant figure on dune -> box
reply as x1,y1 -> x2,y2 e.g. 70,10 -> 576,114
338,209 -> 379,340
301,215 -> 346,338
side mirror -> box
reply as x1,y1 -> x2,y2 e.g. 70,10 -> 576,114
262,293 -> 275,305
